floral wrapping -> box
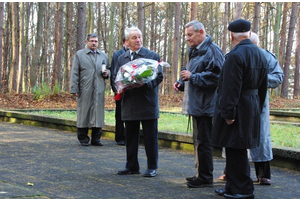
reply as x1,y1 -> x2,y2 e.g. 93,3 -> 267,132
114,58 -> 169,100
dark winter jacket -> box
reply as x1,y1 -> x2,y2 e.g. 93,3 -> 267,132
177,35 -> 224,117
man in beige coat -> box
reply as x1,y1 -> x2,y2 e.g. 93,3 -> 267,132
70,33 -> 110,146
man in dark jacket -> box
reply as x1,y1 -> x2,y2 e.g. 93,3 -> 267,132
173,20 -> 224,188
116,27 -> 163,177
212,19 -> 268,199
110,37 -> 129,145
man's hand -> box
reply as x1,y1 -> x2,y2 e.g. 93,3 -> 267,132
225,119 -> 235,125
180,70 -> 191,81
102,69 -> 108,78
173,82 -> 181,92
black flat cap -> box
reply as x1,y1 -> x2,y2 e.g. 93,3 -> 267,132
228,19 -> 251,32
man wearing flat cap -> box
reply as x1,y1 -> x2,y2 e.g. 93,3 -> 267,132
212,19 -> 268,199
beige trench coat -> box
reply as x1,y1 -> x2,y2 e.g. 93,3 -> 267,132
70,47 -> 110,128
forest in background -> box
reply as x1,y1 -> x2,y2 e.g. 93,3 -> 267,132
0,2 -> 300,99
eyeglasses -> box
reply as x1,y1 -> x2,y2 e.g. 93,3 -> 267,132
88,40 -> 98,43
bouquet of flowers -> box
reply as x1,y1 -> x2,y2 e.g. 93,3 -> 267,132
114,58 -> 169,100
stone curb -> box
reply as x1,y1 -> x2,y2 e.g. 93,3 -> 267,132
0,109 -> 299,172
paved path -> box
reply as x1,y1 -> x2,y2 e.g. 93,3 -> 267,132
0,121 -> 299,199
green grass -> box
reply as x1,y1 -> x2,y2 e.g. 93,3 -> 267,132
29,110 -> 300,148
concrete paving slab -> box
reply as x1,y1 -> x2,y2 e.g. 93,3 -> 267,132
0,121 -> 299,199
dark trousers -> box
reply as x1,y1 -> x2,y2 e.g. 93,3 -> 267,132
115,99 -> 125,142
225,148 -> 254,195
254,161 -> 271,180
192,116 -> 213,182
125,119 -> 158,170
77,127 -> 102,144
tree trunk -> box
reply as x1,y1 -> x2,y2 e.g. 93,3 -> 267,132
18,2 -> 25,93
150,3 -> 155,51
52,2 -> 64,90
189,2 -> 197,21
87,3 -> 94,34
76,2 -> 86,51
108,2 -> 115,62
31,3 -> 44,90
253,2 -> 260,33
222,2 -> 228,54
294,6 -> 300,98
118,2 -> 125,49
138,2 -> 144,33
24,2 -> 31,92
279,2 -> 288,68
9,2 -> 19,93
234,2 -> 243,20
171,2 -> 181,95
64,2 -> 73,92
273,2 -> 282,56
281,2 -> 297,98
2,2 -> 11,93
0,2 -> 3,92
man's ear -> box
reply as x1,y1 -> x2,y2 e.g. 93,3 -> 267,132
200,29 -> 204,34
230,33 -> 234,41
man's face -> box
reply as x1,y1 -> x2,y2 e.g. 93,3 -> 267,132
185,26 -> 203,48
127,30 -> 143,52
86,37 -> 98,51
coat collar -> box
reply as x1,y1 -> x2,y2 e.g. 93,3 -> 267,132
84,47 -> 100,54
124,46 -> 147,59
188,35 -> 213,59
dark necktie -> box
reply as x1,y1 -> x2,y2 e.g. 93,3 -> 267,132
131,52 -> 137,60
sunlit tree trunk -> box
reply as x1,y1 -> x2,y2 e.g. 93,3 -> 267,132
138,2 -> 144,34
18,2 -> 25,93
171,2 -> 181,95
9,2 -> 19,93
234,2 -> 243,20
281,2 -> 297,98
87,3 -> 94,34
189,2 -> 197,21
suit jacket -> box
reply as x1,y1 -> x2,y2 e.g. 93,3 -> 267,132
115,46 -> 163,121
110,47 -> 127,93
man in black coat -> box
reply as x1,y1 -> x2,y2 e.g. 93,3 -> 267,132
116,27 -> 163,177
212,19 -> 268,199
110,37 -> 129,145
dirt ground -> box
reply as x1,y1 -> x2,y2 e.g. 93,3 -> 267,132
0,92 -> 299,110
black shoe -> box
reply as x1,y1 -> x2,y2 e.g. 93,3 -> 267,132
224,193 -> 254,199
91,142 -> 103,146
81,142 -> 89,146
187,178 -> 213,188
116,141 -> 125,145
215,188 -> 226,196
117,169 -> 140,175
186,176 -> 197,182
143,169 -> 156,177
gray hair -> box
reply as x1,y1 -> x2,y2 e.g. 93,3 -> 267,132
250,32 -> 259,46
231,31 -> 251,39
185,20 -> 206,33
86,33 -> 98,41
125,27 -> 142,39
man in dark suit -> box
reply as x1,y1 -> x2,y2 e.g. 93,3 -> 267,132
212,19 -> 268,199
116,27 -> 163,177
110,37 -> 129,145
